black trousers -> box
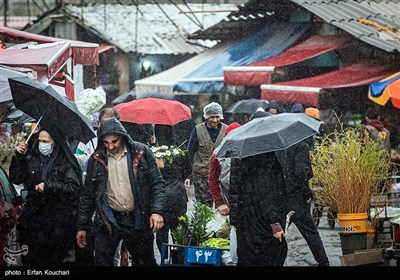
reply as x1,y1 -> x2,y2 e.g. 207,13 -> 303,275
290,200 -> 329,265
93,213 -> 157,266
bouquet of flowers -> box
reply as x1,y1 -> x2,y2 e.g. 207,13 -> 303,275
0,132 -> 26,173
150,144 -> 186,165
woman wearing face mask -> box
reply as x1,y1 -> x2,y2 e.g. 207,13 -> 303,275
9,126 -> 83,266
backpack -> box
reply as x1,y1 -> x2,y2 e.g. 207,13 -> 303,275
165,178 -> 188,216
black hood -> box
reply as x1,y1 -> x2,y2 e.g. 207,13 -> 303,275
97,118 -> 135,148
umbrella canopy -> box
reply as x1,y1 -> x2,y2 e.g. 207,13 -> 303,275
114,98 -> 191,125
368,72 -> 400,108
9,76 -> 96,143
216,113 -> 320,159
225,99 -> 269,114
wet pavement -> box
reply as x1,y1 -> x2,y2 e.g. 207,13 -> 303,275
162,183 -> 395,267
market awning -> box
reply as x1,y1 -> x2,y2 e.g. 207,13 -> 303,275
0,41 -> 72,80
135,22 -> 310,96
0,66 -> 28,104
0,26 -> 99,65
224,35 -> 353,86
260,60 -> 400,108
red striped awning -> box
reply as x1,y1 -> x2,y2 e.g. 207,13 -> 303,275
260,60 -> 400,108
224,35 -> 352,86
0,26 -> 99,65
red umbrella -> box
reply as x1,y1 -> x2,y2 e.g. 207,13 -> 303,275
114,98 -> 191,125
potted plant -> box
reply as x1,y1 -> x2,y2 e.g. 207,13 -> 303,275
310,122 -> 392,254
168,200 -> 216,264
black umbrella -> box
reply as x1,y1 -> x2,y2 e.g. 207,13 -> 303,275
216,113 -> 320,159
8,77 -> 95,143
111,90 -> 136,105
225,99 -> 269,114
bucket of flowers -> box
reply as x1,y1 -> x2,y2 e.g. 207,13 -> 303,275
150,143 -> 186,168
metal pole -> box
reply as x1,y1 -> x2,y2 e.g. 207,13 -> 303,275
4,0 -> 8,27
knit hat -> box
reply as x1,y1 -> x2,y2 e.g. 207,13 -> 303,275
225,122 -> 241,136
203,102 -> 224,119
305,108 -> 320,120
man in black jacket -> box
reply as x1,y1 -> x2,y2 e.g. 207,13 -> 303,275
76,118 -> 166,266
275,141 -> 330,266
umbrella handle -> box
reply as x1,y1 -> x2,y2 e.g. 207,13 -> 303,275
25,115 -> 43,143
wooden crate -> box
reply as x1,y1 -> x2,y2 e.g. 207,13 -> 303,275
339,248 -> 385,266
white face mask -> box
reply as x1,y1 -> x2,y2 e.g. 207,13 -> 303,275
39,143 -> 53,156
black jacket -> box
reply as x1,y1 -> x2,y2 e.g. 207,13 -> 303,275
75,118 -> 166,233
9,126 -> 82,265
275,141 -> 313,204
229,153 -> 288,266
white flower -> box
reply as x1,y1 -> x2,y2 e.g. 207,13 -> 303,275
150,144 -> 186,165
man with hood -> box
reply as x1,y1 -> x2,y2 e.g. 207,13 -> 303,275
186,102 -> 227,207
76,118 -> 166,266
10,126 -> 83,266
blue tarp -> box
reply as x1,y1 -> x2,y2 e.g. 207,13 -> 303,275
173,22 -> 310,94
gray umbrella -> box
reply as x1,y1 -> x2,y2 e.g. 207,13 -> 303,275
216,113 -> 320,159
225,99 -> 269,114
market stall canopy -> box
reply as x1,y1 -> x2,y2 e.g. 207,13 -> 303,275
224,35 -> 353,86
0,26 -> 99,65
0,41 -> 72,80
0,66 -> 29,104
135,22 -> 310,96
260,60 -> 400,108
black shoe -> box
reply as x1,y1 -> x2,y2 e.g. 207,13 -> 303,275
318,261 -> 330,267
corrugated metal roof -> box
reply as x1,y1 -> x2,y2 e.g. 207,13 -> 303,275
291,0 -> 400,52
63,3 -> 237,55
193,0 -> 400,53
189,0 -> 291,41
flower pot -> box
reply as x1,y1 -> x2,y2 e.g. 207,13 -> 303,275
170,246 -> 185,264
337,212 -> 368,233
339,232 -> 367,255
337,212 -> 368,255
